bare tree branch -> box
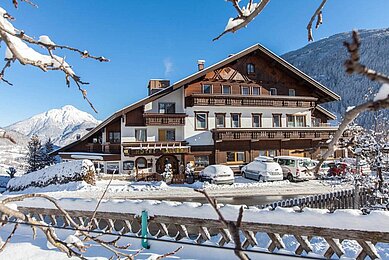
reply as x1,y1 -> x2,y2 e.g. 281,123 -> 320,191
195,189 -> 249,260
0,223 -> 18,253
307,0 -> 327,41
344,30 -> 389,84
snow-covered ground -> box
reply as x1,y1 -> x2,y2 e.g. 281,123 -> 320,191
2,176 -> 352,202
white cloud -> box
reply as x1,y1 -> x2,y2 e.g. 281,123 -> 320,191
163,58 -> 173,77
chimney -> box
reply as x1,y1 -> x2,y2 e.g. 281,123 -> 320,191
147,79 -> 170,95
197,60 -> 205,71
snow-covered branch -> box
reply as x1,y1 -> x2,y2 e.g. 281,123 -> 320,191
306,0 -> 327,41
213,0 -> 270,41
315,30 -> 389,173
0,4 -> 109,113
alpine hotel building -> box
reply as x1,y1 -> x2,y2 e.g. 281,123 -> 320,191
53,44 -> 341,177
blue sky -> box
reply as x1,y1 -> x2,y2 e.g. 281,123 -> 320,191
1,0 -> 389,126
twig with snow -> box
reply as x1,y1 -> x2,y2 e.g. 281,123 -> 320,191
213,0 -> 270,41
0,3 -> 108,113
0,223 -> 18,253
306,0 -> 327,41
195,189 -> 249,260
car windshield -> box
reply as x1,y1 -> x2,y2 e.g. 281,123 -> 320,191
298,159 -> 313,168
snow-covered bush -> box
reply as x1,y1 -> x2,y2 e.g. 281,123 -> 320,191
6,160 -> 96,192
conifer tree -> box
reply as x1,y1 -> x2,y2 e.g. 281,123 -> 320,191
42,138 -> 56,167
26,135 -> 45,173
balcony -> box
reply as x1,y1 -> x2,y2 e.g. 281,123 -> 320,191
212,127 -> 341,141
86,143 -> 102,153
102,143 -> 121,154
186,94 -> 317,108
144,113 -> 186,126
123,141 -> 190,156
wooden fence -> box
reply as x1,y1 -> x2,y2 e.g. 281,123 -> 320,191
4,205 -> 385,259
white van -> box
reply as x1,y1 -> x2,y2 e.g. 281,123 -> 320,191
241,156 -> 283,182
274,156 -> 315,181
199,165 -> 234,185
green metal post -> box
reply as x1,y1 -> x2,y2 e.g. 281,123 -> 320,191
141,210 -> 150,249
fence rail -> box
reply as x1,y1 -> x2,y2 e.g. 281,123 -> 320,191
5,200 -> 386,260
259,188 -> 371,210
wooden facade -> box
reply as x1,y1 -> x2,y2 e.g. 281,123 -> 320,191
54,44 -> 342,176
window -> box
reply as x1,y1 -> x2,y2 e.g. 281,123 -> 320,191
311,117 -> 321,127
123,160 -> 134,171
215,113 -> 225,128
247,63 -> 255,74
107,162 -> 120,174
272,114 -> 281,127
108,131 -> 121,143
227,152 -> 245,162
270,88 -> 277,95
241,86 -> 250,95
231,113 -> 241,128
158,129 -> 176,141
195,112 -> 208,130
194,155 -> 210,168
287,115 -> 306,127
136,157 -> 148,169
252,87 -> 260,95
289,89 -> 296,96
135,129 -> 147,142
252,114 -> 262,128
202,84 -> 212,94
259,150 -> 277,157
93,162 -> 105,174
158,102 -> 175,114
222,85 -> 231,95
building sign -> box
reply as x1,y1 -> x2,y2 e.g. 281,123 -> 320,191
123,147 -> 190,156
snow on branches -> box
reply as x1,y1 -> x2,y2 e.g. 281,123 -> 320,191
0,3 -> 109,113
215,0 -> 328,41
315,30 -> 389,174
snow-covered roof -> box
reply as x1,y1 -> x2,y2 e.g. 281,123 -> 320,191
52,44 -> 340,155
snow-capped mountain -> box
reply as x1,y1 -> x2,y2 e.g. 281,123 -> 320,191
282,28 -> 389,127
5,105 -> 101,146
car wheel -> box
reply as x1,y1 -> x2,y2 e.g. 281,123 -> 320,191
242,171 -> 247,179
287,174 -> 294,182
258,175 -> 263,182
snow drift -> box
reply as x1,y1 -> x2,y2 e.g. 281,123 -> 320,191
7,160 -> 96,192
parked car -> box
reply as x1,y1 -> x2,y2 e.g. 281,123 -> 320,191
311,160 -> 332,178
341,158 -> 372,175
199,165 -> 234,185
274,156 -> 315,181
241,156 -> 283,182
327,162 -> 350,176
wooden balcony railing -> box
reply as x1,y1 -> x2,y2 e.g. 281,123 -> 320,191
186,94 -> 317,108
86,143 -> 102,153
212,127 -> 340,141
123,141 -> 190,156
144,113 -> 186,126
102,143 -> 121,154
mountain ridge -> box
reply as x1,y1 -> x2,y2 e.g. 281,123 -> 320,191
5,105 -> 101,146
282,28 -> 389,127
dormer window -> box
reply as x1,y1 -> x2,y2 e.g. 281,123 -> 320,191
241,86 -> 250,95
270,88 -> 277,95
289,89 -> 296,96
247,63 -> 255,74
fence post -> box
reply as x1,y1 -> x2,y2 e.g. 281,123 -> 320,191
141,210 -> 150,249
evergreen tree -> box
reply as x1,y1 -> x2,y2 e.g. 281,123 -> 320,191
42,138 -> 56,167
26,135 -> 45,173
